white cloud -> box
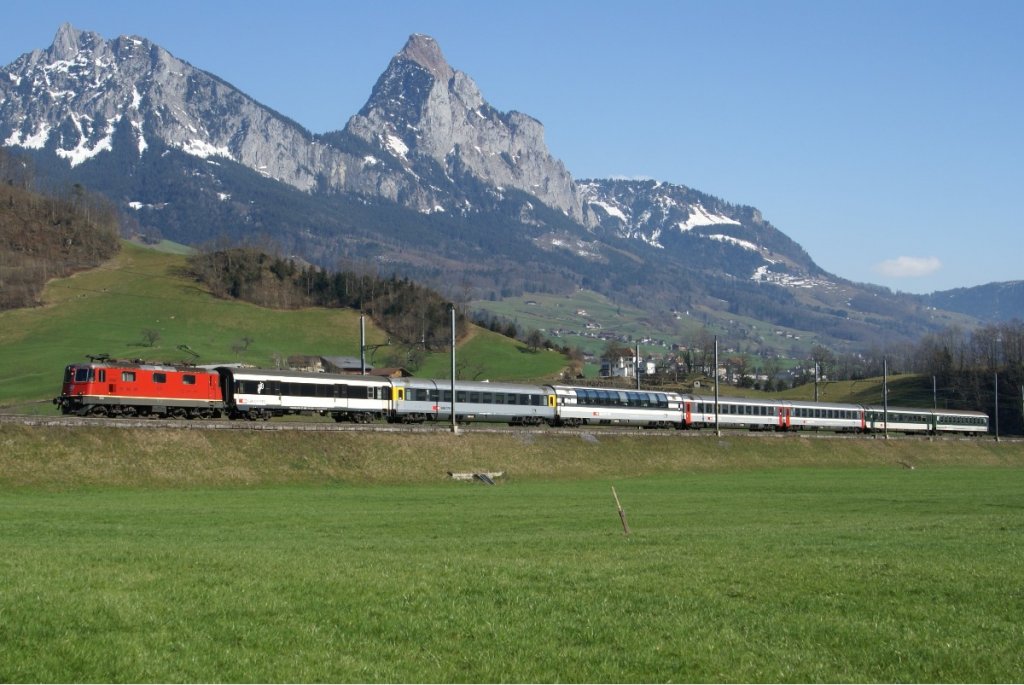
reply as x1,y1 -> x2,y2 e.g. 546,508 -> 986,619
874,256 -> 942,279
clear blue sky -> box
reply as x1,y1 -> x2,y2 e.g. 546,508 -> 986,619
4,0 -> 1021,294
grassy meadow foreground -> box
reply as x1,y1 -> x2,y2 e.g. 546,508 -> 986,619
1,426 -> 1022,682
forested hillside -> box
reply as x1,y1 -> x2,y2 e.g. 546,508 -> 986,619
186,247 -> 469,355
0,149 -> 120,309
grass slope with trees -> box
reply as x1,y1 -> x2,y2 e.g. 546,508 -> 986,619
0,241 -> 568,411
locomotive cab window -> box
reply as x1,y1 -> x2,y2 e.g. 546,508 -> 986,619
182,375 -> 196,385
153,373 -> 167,384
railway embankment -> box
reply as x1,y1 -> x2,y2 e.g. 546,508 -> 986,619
2,422 -> 1022,490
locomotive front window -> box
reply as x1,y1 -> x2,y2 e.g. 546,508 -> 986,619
74,368 -> 93,383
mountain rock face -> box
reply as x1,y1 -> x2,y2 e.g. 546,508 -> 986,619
577,178 -> 821,279
1,24 -> 332,190
343,34 -> 591,224
0,25 -> 1006,349
1,26 -> 590,223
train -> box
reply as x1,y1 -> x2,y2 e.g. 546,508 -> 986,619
53,358 -> 990,436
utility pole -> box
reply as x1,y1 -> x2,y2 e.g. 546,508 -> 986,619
450,303 -> 457,434
994,372 -> 999,442
360,314 -> 366,375
714,335 -> 720,437
636,343 -> 641,391
883,358 -> 889,440
814,362 -> 819,402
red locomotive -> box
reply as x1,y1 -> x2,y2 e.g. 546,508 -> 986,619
54,357 -> 225,419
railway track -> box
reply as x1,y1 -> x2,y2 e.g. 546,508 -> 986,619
1,413 -> 1011,443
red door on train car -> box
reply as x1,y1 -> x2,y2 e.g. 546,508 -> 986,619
778,405 -> 790,430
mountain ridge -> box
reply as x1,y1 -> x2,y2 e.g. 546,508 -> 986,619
1,24 -> 1012,357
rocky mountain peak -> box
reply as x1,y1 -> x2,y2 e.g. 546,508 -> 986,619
396,34 -> 453,84
49,23 -> 92,60
345,33 -> 590,224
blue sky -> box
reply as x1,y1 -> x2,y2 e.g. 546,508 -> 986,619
4,0 -> 1021,294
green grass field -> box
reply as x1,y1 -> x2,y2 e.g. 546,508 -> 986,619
1,426 -> 1022,682
1,466 -> 1021,682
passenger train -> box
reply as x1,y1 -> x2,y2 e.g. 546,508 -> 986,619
53,359 -> 990,436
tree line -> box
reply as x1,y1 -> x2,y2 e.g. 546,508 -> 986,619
0,148 -> 121,310
186,247 -> 470,364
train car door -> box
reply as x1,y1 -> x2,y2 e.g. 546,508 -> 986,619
778,405 -> 790,430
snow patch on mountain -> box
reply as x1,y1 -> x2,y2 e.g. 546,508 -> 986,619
589,199 -> 628,222
385,133 -> 409,159
179,139 -> 233,160
708,233 -> 758,251
5,123 -> 44,148
678,204 -> 741,231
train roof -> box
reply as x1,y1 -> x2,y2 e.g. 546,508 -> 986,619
865,405 -> 988,417
67,360 -> 212,372
552,384 -> 682,397
685,393 -> 782,405
221,367 -> 392,383
783,398 -> 864,410
395,377 -> 552,394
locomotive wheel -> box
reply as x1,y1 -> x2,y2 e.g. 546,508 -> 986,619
88,405 -> 108,417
